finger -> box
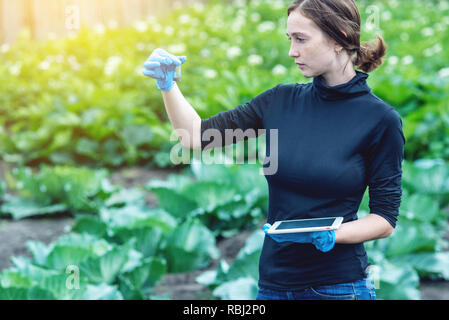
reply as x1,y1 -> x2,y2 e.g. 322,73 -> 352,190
159,50 -> 182,66
144,61 -> 160,69
263,223 -> 271,233
165,56 -> 181,66
142,69 -> 162,79
172,56 -> 183,66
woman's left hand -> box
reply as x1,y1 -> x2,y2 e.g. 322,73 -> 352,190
263,223 -> 335,252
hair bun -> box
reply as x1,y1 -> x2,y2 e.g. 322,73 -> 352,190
355,35 -> 387,73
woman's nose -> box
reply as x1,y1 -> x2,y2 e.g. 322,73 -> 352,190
289,44 -> 299,58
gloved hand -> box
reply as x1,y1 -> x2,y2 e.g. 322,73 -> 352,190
263,223 -> 335,252
142,48 -> 187,92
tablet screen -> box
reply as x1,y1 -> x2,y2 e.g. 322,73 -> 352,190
277,218 -> 336,230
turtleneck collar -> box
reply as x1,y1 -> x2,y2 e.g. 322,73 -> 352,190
312,70 -> 371,101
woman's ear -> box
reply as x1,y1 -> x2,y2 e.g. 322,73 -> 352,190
334,30 -> 347,54
334,43 -> 344,55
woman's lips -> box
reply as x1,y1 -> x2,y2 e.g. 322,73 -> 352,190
297,63 -> 305,69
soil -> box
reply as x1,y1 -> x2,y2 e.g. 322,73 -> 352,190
1,163 -> 449,300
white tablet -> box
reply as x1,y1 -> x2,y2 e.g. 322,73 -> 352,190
267,217 -> 343,234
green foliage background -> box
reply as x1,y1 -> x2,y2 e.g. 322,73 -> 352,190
1,0 -> 449,300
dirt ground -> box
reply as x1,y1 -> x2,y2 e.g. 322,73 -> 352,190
1,163 -> 449,300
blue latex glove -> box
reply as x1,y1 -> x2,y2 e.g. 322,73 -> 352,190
263,223 -> 335,253
142,48 -> 187,92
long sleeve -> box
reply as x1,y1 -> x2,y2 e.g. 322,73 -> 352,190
364,108 -> 406,228
200,85 -> 278,150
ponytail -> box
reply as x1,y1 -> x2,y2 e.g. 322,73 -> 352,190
354,35 -> 387,73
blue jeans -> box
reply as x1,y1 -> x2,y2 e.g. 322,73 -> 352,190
256,278 -> 376,300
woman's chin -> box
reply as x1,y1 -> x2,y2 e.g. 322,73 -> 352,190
300,70 -> 313,78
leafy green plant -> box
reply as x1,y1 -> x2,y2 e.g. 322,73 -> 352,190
0,165 -> 116,219
1,0 -> 448,166
145,158 -> 268,237
0,194 -> 219,299
197,158 -> 449,300
196,229 -> 264,300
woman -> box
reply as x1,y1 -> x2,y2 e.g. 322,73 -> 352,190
142,0 -> 405,300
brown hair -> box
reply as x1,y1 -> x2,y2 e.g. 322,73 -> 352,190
287,0 -> 387,73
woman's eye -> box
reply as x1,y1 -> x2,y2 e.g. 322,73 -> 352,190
287,37 -> 305,43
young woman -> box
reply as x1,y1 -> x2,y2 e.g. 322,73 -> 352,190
143,0 -> 405,300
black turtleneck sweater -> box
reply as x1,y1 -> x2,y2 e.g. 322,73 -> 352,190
200,70 -> 406,291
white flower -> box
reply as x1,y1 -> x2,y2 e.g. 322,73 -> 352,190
136,42 -> 146,51
231,19 -> 245,33
9,62 -> 22,75
54,55 -> 64,64
152,23 -> 162,33
424,43 -> 442,57
219,42 -> 230,50
104,56 -> 123,76
248,54 -> 263,66
233,0 -> 246,8
272,64 -> 287,76
1,43 -> 10,53
68,94 -> 78,104
439,1 -> 449,10
402,55 -> 414,65
273,0 -> 285,9
227,46 -> 242,59
204,69 -> 218,79
164,26 -> 174,36
438,67 -> 449,78
167,43 -> 186,55
421,27 -> 434,37
388,56 -> 399,65
432,43 -> 442,53
68,56 -> 81,71
250,13 -> 261,22
193,2 -> 205,12
381,11 -> 392,21
389,0 -> 399,8
146,16 -> 157,24
39,60 -> 51,70
94,24 -> 105,34
134,21 -> 148,32
135,65 -> 143,76
257,21 -> 276,33
178,14 -> 191,25
200,48 -> 211,58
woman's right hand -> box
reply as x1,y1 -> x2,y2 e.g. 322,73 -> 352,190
142,48 -> 187,92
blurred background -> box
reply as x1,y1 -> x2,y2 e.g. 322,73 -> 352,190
0,0 -> 449,300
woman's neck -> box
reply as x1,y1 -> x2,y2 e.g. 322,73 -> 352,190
321,53 -> 357,87
322,67 -> 356,87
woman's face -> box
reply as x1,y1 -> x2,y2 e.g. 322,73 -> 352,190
286,10 -> 339,78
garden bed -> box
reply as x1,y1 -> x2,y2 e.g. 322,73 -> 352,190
1,165 -> 449,300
